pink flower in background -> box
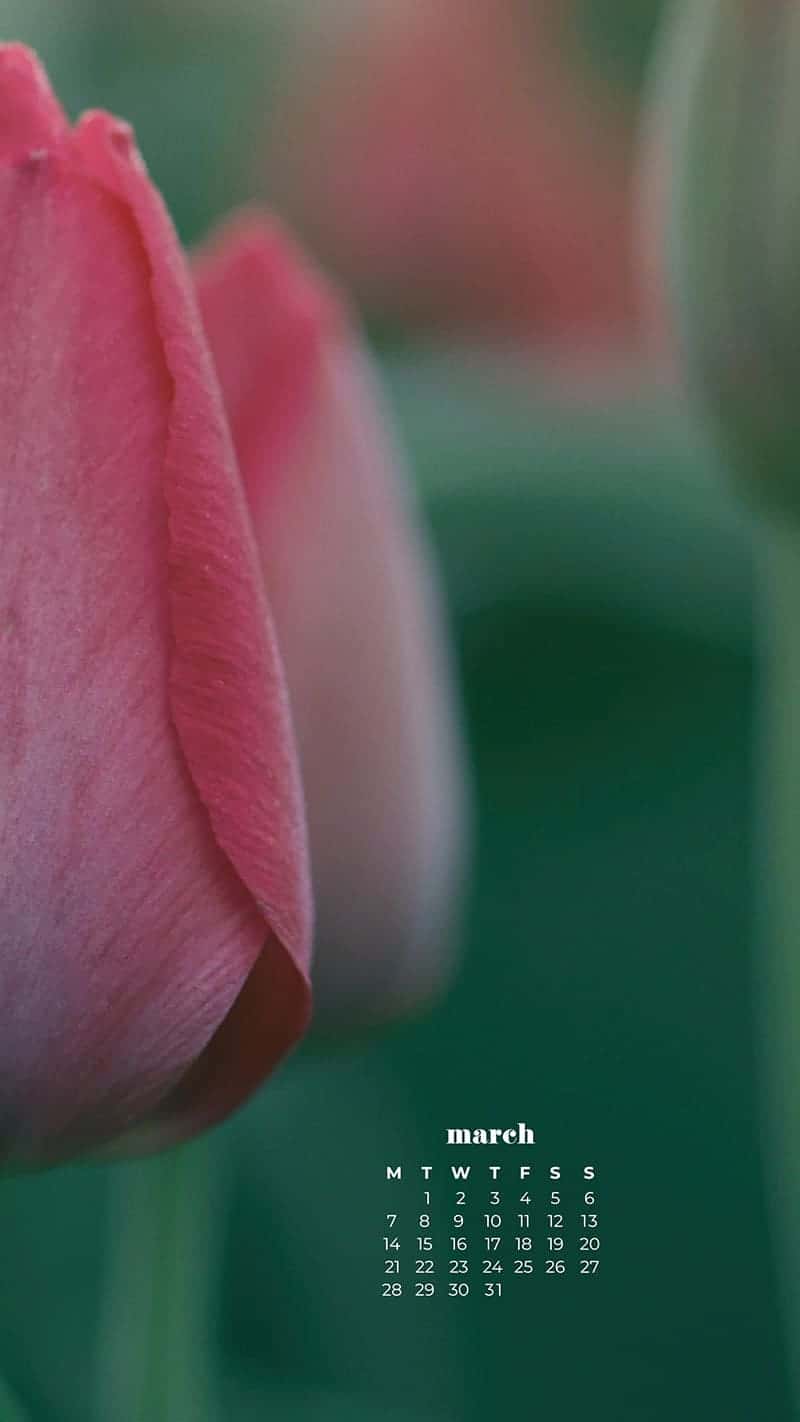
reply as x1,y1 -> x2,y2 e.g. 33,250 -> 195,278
0,46 -> 465,1166
194,216 -> 467,1030
267,0 -> 640,353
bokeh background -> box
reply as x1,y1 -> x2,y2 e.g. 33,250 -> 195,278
1,1 -> 791,1418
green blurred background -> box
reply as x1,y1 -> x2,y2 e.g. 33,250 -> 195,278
0,1 -> 790,1418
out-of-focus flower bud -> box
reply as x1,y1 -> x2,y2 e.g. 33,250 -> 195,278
194,216 -> 469,1031
641,0 -> 800,509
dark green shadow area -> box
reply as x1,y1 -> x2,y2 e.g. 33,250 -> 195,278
220,557 -> 789,1419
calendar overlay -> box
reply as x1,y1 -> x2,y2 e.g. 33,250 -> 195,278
381,1124 -> 601,1299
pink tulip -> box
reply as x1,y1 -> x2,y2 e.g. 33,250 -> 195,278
266,0 -> 640,353
193,215 -> 467,1030
0,47 -> 463,1166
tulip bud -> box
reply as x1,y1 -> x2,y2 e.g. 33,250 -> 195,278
0,47 -> 312,1166
193,217 -> 469,1031
642,0 -> 800,511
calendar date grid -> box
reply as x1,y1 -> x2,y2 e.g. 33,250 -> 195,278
381,1159 -> 601,1298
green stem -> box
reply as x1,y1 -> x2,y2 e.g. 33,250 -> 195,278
0,1376 -> 31,1422
94,1139 -> 219,1422
759,520 -> 800,1409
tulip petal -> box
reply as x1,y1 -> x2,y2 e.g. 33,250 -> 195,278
194,217 -> 467,1028
0,59 -> 310,1164
0,46 -> 67,163
190,212 -> 338,492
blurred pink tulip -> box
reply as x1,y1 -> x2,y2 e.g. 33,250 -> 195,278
0,47 -> 464,1165
194,215 -> 467,1030
267,0 -> 640,353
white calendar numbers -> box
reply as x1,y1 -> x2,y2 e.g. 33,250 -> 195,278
381,1164 -> 404,1297
381,1153 -> 602,1297
445,1163 -> 469,1297
513,1160 -> 534,1277
416,1183 -> 436,1297
579,1165 -> 601,1276
545,1164 -> 566,1275
382,1208 -> 402,1298
413,1166 -> 438,1298
448,1196 -> 469,1292
480,1165 -> 504,1297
